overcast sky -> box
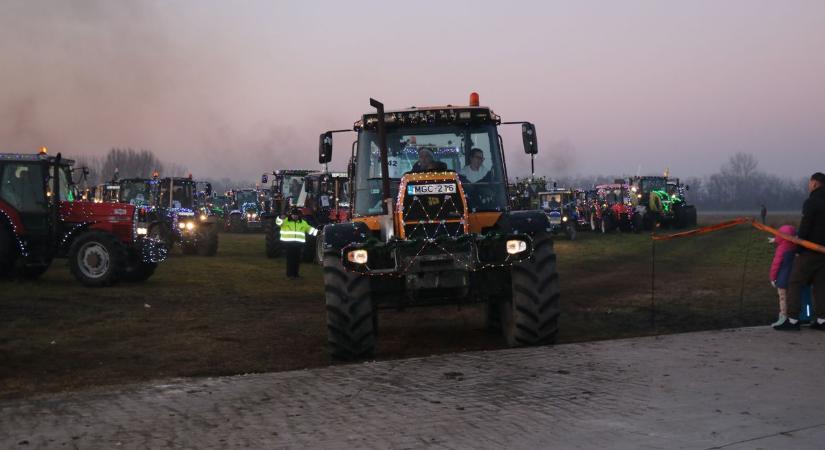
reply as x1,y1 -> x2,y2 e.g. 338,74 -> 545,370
1,0 -> 823,181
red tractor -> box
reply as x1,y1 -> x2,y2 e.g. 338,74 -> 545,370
589,183 -> 643,233
0,149 -> 167,286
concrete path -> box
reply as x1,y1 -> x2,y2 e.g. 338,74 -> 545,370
1,327 -> 824,449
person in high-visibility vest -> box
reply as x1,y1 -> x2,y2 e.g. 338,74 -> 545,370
276,206 -> 318,279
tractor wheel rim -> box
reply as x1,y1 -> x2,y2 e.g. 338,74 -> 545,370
78,242 -> 110,279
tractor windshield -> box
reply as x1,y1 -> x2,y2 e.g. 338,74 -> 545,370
0,162 -> 46,213
159,180 -> 194,209
640,177 -> 667,192
539,193 -> 563,209
280,175 -> 306,206
120,180 -> 155,206
235,190 -> 258,206
355,124 -> 507,216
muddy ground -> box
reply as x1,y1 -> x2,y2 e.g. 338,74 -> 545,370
0,213 -> 795,399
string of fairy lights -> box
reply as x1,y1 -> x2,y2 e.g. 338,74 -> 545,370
342,175 -> 534,276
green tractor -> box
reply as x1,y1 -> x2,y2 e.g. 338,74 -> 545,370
628,175 -> 697,230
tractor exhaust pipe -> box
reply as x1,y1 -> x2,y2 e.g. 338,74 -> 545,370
370,98 -> 393,216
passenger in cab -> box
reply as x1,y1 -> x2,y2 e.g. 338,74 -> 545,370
459,148 -> 491,183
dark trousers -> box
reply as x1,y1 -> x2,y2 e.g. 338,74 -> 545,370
285,242 -> 304,278
787,251 -> 825,319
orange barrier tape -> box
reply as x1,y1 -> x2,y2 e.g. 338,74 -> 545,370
750,220 -> 825,255
651,217 -> 750,241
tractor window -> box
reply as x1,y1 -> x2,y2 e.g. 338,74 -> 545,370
159,181 -> 194,209
281,176 -> 305,206
120,180 -> 154,206
540,194 -> 562,209
47,165 -> 74,202
0,163 -> 46,213
355,124 -> 508,215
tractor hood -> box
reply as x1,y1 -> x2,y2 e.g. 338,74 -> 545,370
60,201 -> 135,224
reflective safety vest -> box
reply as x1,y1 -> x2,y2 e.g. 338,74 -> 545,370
275,216 -> 318,243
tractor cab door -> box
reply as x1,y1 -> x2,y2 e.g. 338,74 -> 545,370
0,162 -> 50,241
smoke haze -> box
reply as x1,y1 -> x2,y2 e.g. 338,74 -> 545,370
1,0 -> 823,182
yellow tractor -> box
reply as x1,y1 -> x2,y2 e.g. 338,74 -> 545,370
318,94 -> 559,359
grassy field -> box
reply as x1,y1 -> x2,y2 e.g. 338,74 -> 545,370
0,212 -> 801,399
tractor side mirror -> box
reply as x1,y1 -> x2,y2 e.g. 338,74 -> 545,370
205,183 -> 212,196
319,132 -> 333,164
261,174 -> 268,185
685,185 -> 690,191
521,122 -> 538,155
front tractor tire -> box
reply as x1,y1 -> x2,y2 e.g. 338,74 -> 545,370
68,231 -> 125,287
198,231 -> 219,256
229,214 -> 244,233
501,233 -> 560,347
121,260 -> 157,282
323,249 -> 375,360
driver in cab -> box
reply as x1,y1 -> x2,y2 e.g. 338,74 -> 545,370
411,148 -> 447,172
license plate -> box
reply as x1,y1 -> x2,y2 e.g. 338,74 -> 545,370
549,218 -> 561,224
408,183 -> 456,195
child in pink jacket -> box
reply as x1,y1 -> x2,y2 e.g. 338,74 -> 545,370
769,225 -> 797,326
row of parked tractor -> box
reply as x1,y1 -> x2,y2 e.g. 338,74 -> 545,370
85,169 -> 352,263
1,93 -> 698,360
508,174 -> 698,240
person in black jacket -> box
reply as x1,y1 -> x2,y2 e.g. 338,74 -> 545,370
775,172 -> 825,330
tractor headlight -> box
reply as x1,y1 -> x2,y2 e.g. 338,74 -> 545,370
186,222 -> 195,230
136,227 -> 148,235
347,249 -> 368,264
178,222 -> 186,229
637,194 -> 642,199
562,216 -> 568,222
631,186 -> 637,193
251,213 -> 257,219
506,239 -> 527,255
200,214 -> 207,221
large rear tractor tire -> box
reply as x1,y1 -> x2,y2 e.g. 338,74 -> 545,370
0,224 -> 17,278
68,231 -> 125,287
501,233 -> 560,347
315,230 -> 325,265
589,211 -> 597,231
676,205 -> 697,229
323,249 -> 375,360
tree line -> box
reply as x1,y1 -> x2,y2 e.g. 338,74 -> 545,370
74,148 -> 188,186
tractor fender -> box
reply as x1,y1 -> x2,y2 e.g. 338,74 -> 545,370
0,199 -> 25,235
321,221 -> 371,251
494,210 -> 552,236
57,222 -> 97,254
229,210 -> 242,216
